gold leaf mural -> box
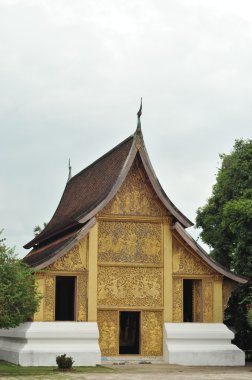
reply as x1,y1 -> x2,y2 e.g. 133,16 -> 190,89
98,221 -> 162,264
97,310 -> 118,356
77,273 -> 88,321
98,267 -> 163,307
49,238 -> 87,271
102,162 -> 166,217
142,311 -> 163,356
203,279 -> 213,322
173,240 -> 214,275
173,278 -> 183,322
44,276 -> 55,321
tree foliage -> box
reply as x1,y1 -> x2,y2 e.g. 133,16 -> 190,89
196,139 -> 252,350
196,139 -> 252,277
33,222 -> 47,237
0,230 -> 42,329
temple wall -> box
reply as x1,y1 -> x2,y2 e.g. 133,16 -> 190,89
34,235 -> 88,322
172,237 -> 224,323
97,161 -> 167,356
33,159 -> 231,357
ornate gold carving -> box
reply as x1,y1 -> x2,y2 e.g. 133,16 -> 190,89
98,267 -> 163,307
193,280 -> 202,322
203,279 -> 213,322
44,276 -> 55,321
102,162 -> 166,217
98,221 -> 162,264
142,311 -> 163,356
172,278 -> 183,322
223,280 -> 236,312
77,273 -> 88,321
49,238 -> 87,271
173,240 -> 214,275
97,310 -> 118,356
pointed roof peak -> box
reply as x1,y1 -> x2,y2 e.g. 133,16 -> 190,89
136,97 -> 142,131
67,158 -> 72,182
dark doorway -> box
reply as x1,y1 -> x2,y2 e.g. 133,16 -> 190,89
183,279 -> 193,322
55,276 -> 76,321
119,311 -> 140,354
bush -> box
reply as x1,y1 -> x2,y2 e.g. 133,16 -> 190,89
56,354 -> 74,369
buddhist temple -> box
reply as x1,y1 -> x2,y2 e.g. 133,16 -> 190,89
0,106 -> 247,366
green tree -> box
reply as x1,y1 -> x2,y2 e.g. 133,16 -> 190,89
196,139 -> 252,350
0,230 -> 42,329
196,139 -> 252,276
33,222 -> 47,237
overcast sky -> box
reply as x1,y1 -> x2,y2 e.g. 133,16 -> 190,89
1,0 -> 252,258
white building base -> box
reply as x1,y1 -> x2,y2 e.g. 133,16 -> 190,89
163,323 -> 245,366
0,322 -> 101,366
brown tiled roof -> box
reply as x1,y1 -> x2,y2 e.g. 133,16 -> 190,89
24,128 -> 193,253
24,135 -> 135,248
23,228 -> 80,268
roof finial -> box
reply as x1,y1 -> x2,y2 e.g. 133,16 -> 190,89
137,97 -> 142,130
67,158 -> 72,182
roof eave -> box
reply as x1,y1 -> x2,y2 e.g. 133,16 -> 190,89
171,222 -> 248,284
26,218 -> 96,270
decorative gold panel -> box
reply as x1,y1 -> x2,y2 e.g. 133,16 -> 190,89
193,280 -> 202,322
98,267 -> 163,307
48,237 -> 87,271
97,310 -> 118,356
44,276 -> 55,321
98,221 -> 162,264
172,278 -> 183,322
223,279 -> 236,312
77,273 -> 88,321
141,311 -> 163,356
102,162 -> 166,217
203,279 -> 213,322
173,240 -> 214,275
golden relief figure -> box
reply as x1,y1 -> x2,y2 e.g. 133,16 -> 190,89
77,273 -> 88,321
44,276 -> 55,321
173,240 -> 214,275
98,221 -> 162,264
98,267 -> 163,307
102,162 -> 166,217
173,278 -> 183,322
48,237 -> 87,271
193,280 -> 203,322
203,279 -> 213,322
97,310 -> 118,356
142,311 -> 163,356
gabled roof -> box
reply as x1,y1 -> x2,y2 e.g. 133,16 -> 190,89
24,127 -> 192,250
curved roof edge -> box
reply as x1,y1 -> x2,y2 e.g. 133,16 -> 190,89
171,222 -> 248,284
28,218 -> 96,270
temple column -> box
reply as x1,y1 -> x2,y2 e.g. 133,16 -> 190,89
163,218 -> 173,322
88,222 -> 98,321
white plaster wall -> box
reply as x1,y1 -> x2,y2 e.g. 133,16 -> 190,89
0,322 -> 101,366
163,323 -> 245,366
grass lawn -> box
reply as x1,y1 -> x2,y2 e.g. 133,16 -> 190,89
0,361 -> 115,377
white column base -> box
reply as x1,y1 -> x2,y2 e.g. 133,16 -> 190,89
0,322 -> 101,366
163,323 -> 245,366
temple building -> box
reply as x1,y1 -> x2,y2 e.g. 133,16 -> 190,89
0,108 -> 247,366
